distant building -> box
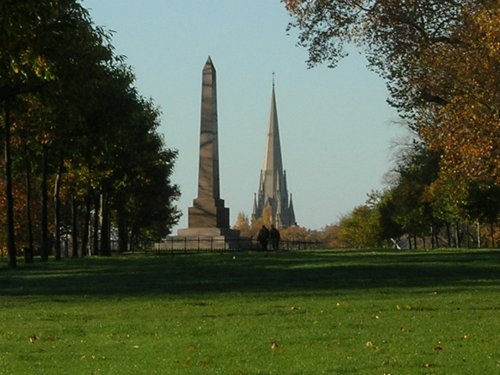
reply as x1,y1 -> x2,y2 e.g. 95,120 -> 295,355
252,83 -> 296,228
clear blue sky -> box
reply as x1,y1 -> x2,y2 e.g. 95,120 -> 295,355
82,0 -> 405,231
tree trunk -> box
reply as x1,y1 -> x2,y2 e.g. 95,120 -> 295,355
81,185 -> 92,257
445,222 -> 452,248
434,225 -> 440,248
117,208 -> 129,253
40,143 -> 50,261
92,191 -> 100,255
490,222 -> 495,248
22,132 -> 34,263
4,102 -> 17,268
455,222 -> 461,248
476,221 -> 481,248
54,157 -> 63,259
71,191 -> 78,257
100,190 -> 111,256
130,229 -> 137,252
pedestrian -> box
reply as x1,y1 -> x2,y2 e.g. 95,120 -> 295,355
257,225 -> 269,250
269,224 -> 280,251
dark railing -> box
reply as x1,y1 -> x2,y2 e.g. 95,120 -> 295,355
152,237 -> 322,254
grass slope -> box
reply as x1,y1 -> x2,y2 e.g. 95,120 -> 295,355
0,249 -> 499,374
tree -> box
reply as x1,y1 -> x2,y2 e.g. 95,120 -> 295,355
310,225 -> 342,248
280,225 -> 310,244
465,183 -> 500,247
109,95 -> 180,250
284,0 -> 499,185
0,0 -> 64,267
1,1 -> 181,264
377,190 -> 404,245
233,212 -> 251,238
338,205 -> 381,248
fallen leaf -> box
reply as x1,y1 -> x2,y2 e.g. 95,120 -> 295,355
29,334 -> 39,343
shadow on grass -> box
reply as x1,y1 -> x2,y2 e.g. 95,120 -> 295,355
1,249 -> 499,297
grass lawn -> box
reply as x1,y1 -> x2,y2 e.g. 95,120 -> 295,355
0,249 -> 499,374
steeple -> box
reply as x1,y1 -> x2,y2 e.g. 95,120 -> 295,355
252,81 -> 296,228
288,193 -> 296,226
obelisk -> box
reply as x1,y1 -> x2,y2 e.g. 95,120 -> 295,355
178,57 -> 239,240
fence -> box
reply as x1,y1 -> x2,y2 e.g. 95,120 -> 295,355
152,237 -> 323,254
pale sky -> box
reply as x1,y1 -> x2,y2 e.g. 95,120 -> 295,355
82,0 -> 405,231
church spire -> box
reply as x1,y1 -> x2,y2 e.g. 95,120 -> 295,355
253,80 -> 296,228
262,82 -> 283,187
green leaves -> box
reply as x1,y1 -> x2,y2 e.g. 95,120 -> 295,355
1,1 -> 180,258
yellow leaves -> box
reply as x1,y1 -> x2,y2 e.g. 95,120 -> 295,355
10,49 -> 54,82
470,6 -> 500,59
365,340 -> 380,351
280,224 -> 309,242
28,334 -> 39,343
28,334 -> 56,343
233,212 -> 251,237
417,4 -> 500,185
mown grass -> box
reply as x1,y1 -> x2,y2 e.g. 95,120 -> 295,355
0,249 -> 499,374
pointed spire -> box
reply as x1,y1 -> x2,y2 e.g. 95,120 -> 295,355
262,82 -> 283,181
253,79 -> 296,228
288,193 -> 296,226
252,193 -> 258,220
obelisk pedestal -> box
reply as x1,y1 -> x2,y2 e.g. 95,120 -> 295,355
175,57 -> 240,248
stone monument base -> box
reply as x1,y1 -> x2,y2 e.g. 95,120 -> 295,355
162,227 -> 252,250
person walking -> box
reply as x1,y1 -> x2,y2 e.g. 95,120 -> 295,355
269,224 -> 280,251
257,225 -> 269,250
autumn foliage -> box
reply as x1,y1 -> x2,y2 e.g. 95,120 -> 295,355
283,0 -> 499,247
284,0 -> 499,185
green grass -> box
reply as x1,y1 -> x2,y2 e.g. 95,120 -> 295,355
1,249 -> 499,374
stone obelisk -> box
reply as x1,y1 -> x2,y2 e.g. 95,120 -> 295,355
178,57 -> 239,241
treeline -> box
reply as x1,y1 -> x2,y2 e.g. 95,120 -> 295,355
331,144 -> 499,249
282,0 -> 498,248
1,1 -> 180,268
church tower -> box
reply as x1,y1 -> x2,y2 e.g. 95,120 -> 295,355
252,82 -> 296,228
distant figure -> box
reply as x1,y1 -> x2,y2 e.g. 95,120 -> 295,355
269,224 -> 280,251
257,225 -> 269,250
